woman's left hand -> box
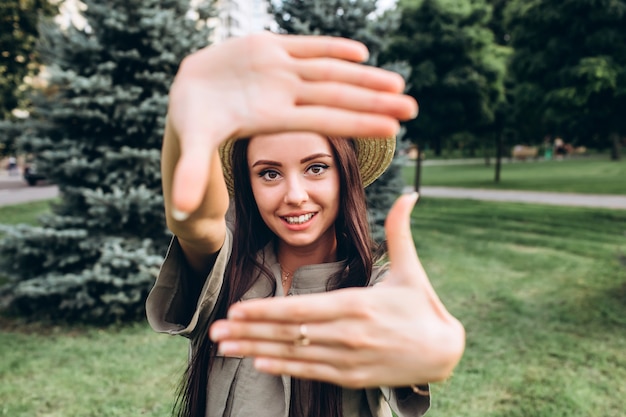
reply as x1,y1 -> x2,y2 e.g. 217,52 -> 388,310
209,193 -> 465,388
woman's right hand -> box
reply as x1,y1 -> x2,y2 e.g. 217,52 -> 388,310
166,32 -> 418,217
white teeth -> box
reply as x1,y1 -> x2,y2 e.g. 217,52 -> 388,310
284,213 -> 314,224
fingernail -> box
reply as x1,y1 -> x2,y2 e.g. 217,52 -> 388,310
360,45 -> 370,62
171,208 -> 189,221
403,191 -> 419,202
254,358 -> 272,371
218,341 -> 239,355
209,326 -> 229,341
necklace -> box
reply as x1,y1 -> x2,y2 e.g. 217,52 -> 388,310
281,267 -> 293,286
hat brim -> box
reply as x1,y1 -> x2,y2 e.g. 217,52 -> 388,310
219,136 -> 396,196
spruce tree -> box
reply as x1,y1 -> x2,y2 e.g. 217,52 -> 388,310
0,0 -> 213,322
271,0 -> 408,241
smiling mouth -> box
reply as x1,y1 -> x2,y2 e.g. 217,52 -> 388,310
283,213 -> 316,225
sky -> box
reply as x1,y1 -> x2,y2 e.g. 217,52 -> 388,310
378,0 -> 398,12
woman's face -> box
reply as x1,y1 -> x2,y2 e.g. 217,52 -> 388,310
247,132 -> 340,251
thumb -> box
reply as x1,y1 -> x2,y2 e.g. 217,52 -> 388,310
383,192 -> 422,286
384,193 -> 463,339
383,193 -> 443,303
171,136 -> 212,216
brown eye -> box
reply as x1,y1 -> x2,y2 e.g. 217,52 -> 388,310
307,164 -> 329,176
259,169 -> 281,181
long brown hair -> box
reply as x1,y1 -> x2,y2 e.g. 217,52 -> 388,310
174,137 -> 375,417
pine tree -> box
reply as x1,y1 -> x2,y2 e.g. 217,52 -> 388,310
271,0 -> 408,242
0,0 -> 213,322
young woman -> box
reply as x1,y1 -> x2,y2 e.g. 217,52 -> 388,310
148,32 -> 464,417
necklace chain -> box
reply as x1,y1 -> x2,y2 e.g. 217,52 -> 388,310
281,267 -> 292,285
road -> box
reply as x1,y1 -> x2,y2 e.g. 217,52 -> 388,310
1,171 -> 625,210
405,186 -> 626,210
0,173 -> 59,207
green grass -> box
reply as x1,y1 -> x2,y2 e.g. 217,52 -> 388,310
403,156 -> 626,194
0,200 -> 54,226
1,198 -> 625,416
412,198 -> 626,417
0,321 -> 187,417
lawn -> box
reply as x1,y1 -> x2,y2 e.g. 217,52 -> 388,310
411,198 -> 626,417
0,199 -> 53,226
403,156 -> 626,194
1,198 -> 625,416
0,321 -> 187,417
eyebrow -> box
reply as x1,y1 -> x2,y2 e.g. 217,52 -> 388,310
251,153 -> 333,168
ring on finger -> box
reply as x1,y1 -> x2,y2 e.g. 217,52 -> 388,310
294,323 -> 310,346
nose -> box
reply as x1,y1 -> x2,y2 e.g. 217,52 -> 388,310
283,176 -> 308,206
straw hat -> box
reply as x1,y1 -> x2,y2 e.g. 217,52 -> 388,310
218,136 -> 396,195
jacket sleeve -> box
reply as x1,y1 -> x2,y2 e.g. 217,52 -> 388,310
146,228 -> 233,340
381,386 -> 431,417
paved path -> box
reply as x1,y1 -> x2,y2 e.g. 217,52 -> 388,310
414,186 -> 626,210
1,171 -> 625,210
0,173 -> 58,207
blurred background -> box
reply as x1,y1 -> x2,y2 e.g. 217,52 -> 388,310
0,0 -> 624,416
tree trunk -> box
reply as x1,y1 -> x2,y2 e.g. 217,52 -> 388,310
610,132 -> 621,161
434,140 -> 442,157
484,143 -> 491,166
494,133 -> 502,183
414,147 -> 422,192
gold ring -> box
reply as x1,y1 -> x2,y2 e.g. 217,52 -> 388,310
295,323 -> 310,346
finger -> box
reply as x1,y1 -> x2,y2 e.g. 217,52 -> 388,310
213,317 -> 391,354
278,34 -> 369,62
295,59 -> 406,93
296,82 -> 417,121
226,288 -> 371,322
210,319 -> 302,343
216,338 -> 344,360
253,357 -> 372,388
280,107 -> 401,138
383,193 -> 426,286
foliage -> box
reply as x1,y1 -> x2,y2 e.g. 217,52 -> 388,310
0,0 -> 59,156
485,0 -> 510,46
0,0 -> 213,323
271,0 -> 408,241
387,0 -> 508,155
506,0 -> 626,156
384,0 -> 509,158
